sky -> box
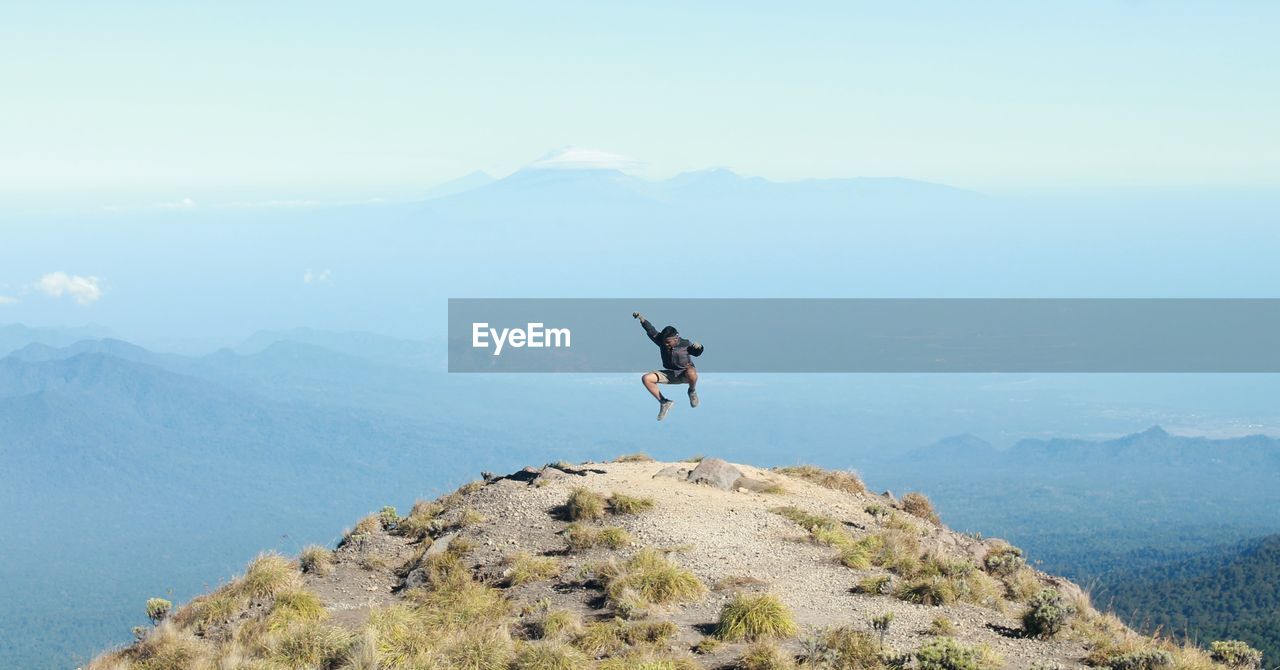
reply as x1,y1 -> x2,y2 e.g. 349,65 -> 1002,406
2,1 -> 1278,210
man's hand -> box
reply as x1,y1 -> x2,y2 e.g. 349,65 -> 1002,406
632,312 -> 643,320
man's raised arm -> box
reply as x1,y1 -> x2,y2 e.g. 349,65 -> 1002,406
633,312 -> 661,343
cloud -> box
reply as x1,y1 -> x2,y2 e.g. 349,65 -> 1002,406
303,269 -> 332,285
156,197 -> 198,210
0,295 -> 17,305
36,272 -> 103,304
528,146 -> 643,171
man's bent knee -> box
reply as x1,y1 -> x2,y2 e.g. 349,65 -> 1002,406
642,373 -> 658,385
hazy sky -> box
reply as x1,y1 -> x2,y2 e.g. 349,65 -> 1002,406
2,1 -> 1278,206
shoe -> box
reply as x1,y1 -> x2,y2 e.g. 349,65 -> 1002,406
657,400 -> 674,421
688,388 -> 699,408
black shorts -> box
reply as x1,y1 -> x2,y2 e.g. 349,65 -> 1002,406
650,369 -> 692,385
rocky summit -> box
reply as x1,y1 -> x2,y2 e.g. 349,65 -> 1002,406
87,457 -> 1260,670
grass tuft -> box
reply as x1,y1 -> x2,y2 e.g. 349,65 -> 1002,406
600,548 -> 706,607
566,487 -> 607,521
773,464 -> 866,494
715,593 -> 799,641
504,552 -> 561,586
299,545 -> 334,576
739,641 -> 797,669
609,492 -> 656,515
900,492 -> 941,524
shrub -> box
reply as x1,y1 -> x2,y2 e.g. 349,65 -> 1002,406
805,627 -> 885,669
299,545 -> 335,576
870,612 -> 894,645
270,621 -> 354,668
982,543 -> 1025,577
609,492 -> 656,514
1022,588 -> 1076,639
896,576 -> 958,606
266,588 -> 327,630
1209,640 -> 1263,669
715,593 -> 799,641
600,548 -> 705,607
238,552 -> 302,600
739,641 -> 797,670
864,504 -> 891,520
458,507 -> 487,527
1003,566 -> 1043,602
564,523 -> 632,551
900,493 -> 941,524
504,552 -> 561,586
145,598 -> 171,624
378,505 -> 400,529
566,487 -> 606,521
443,628 -> 513,670
399,500 -> 444,539
1106,649 -> 1175,670
613,453 -> 656,462
774,465 -> 866,494
855,574 -> 892,594
512,640 -> 588,670
929,616 -> 955,636
915,637 -> 1002,670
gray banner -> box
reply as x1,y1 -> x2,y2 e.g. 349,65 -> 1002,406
448,299 -> 1280,373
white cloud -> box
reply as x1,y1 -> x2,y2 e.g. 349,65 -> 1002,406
528,146 -> 643,172
303,269 -> 332,285
36,272 -> 103,304
0,295 -> 17,305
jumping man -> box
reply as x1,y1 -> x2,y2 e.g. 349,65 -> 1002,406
633,312 -> 704,421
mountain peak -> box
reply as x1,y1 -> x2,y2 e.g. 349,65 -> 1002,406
88,456 -> 1175,670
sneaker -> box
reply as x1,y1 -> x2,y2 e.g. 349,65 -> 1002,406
657,400 -> 674,421
688,388 -> 699,408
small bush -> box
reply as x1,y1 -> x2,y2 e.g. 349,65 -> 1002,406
342,515 -> 383,546
739,641 -> 797,670
774,465 -> 866,494
856,574 -> 893,594
1022,588 -> 1076,639
600,548 -> 705,607
511,640 -> 588,670
609,492 -> 656,514
378,505 -> 400,529
564,523 -> 632,552
982,543 -> 1025,577
399,499 -> 444,539
266,588 -> 327,630
864,504 -> 891,520
1106,648 -> 1175,670
896,576 -> 958,606
870,612 -> 894,645
299,545 -> 335,576
900,492 -> 941,524
505,552 -> 561,586
715,593 -> 799,641
915,637 -> 1002,670
929,616 -> 955,636
270,621 -> 354,669
566,487 -> 607,521
458,507 -> 487,527
240,552 -> 301,599
1003,566 -> 1043,602
805,627 -> 885,669
613,453 -> 655,463
1209,640 -> 1263,669
145,598 -> 171,624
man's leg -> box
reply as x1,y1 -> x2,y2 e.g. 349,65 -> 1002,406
685,367 -> 699,408
642,372 -> 666,402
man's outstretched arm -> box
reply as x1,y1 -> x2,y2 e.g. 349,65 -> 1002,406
633,312 -> 661,343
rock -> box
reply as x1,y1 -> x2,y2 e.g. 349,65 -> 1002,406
686,458 -> 744,491
652,465 -> 689,480
734,477 -> 778,493
425,530 -> 458,557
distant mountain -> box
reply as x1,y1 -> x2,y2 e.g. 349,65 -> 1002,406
0,323 -> 114,357
233,327 -> 440,367
421,170 -> 495,199
1094,534 -> 1280,668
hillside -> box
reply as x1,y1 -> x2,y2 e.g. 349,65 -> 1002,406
1094,535 -> 1280,668
86,458 -> 1262,670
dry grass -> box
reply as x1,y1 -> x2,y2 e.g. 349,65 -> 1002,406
715,593 -> 799,641
773,464 -> 866,494
900,492 -> 941,524
240,552 -> 302,599
564,523 -> 632,552
739,640 -> 797,669
612,453 -> 655,463
608,491 -> 656,514
265,588 -> 327,631
504,552 -> 561,586
566,487 -> 607,521
399,500 -> 444,539
299,544 -> 334,575
599,548 -> 706,607
511,640 -> 589,669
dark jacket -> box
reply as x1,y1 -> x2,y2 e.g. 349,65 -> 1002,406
640,318 -> 703,373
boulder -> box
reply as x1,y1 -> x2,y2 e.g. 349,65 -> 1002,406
652,465 -> 690,480
686,458 -> 744,491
